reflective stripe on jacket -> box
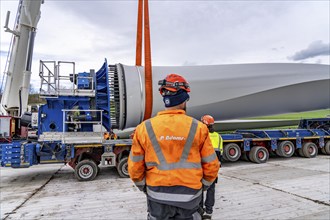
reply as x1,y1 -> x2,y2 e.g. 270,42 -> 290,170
209,131 -> 223,154
128,109 -> 220,208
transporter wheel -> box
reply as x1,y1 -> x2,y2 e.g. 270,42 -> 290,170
223,143 -> 241,162
250,146 -> 269,164
240,151 -> 251,162
324,141 -> 330,155
302,142 -> 318,158
75,159 -> 98,181
275,148 -> 283,157
222,152 -> 228,161
117,156 -> 129,178
320,147 -> 327,155
297,148 -> 305,157
276,141 -> 295,158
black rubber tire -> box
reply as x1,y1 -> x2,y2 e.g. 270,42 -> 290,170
275,148 -> 283,157
276,141 -> 295,158
302,142 -> 318,158
74,159 -> 98,181
222,152 -> 228,161
250,146 -> 269,164
223,143 -> 241,162
324,141 -> 330,155
248,151 -> 256,163
241,152 -> 251,162
320,147 -> 327,155
117,156 -> 129,178
297,148 -> 305,157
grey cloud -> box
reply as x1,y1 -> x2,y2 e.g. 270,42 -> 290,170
46,1 -> 329,65
289,41 -> 330,61
51,1 -> 137,32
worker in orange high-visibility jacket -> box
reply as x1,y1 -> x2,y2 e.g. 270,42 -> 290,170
128,73 -> 220,220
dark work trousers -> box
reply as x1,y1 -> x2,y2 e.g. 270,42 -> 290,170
200,151 -> 221,214
147,199 -> 202,220
204,180 -> 216,214
199,180 -> 217,214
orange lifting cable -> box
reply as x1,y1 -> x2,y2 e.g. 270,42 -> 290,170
135,0 -> 153,120
143,0 -> 153,120
135,0 -> 143,66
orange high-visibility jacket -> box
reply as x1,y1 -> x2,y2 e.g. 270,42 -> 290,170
128,109 -> 220,208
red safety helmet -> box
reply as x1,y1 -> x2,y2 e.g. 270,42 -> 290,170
201,115 -> 215,126
158,74 -> 190,96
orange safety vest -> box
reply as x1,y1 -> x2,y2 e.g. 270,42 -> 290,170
128,109 -> 220,208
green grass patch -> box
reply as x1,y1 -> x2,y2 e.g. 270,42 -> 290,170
228,109 -> 330,131
244,109 -> 330,120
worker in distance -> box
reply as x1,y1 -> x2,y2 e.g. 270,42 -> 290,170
128,74 -> 220,220
200,115 -> 223,219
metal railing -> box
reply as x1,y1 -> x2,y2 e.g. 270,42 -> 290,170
61,109 -> 104,144
39,60 -> 95,98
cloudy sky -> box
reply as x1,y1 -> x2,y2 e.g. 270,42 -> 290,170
0,0 -> 329,91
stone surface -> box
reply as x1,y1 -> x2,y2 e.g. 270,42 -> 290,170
1,155 -> 329,219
